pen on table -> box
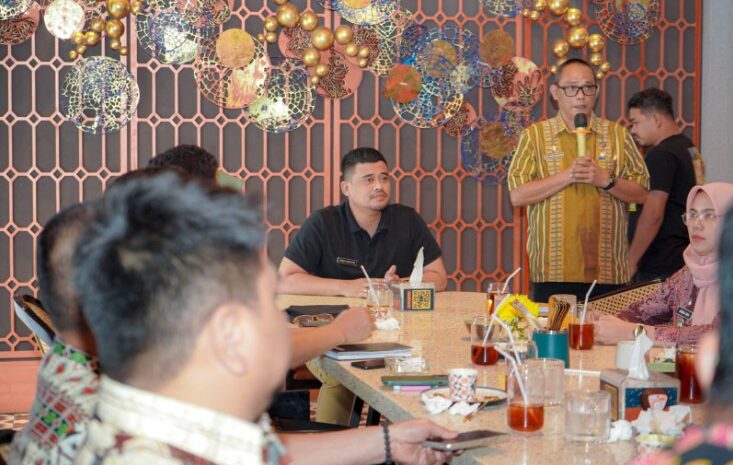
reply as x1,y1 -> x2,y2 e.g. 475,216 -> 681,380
392,385 -> 433,392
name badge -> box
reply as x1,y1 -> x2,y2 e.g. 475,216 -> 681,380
676,307 -> 693,322
336,257 -> 359,268
544,151 -> 564,160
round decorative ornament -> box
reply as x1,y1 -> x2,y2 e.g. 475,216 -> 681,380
336,0 -> 396,26
61,56 -> 140,134
491,56 -> 543,109
594,0 -> 660,45
480,0 -> 528,18
391,78 -> 463,128
136,8 -> 215,64
479,29 -> 514,68
0,0 -> 32,21
460,114 -> 519,184
442,101 -> 477,138
382,63 -> 422,103
44,0 -> 85,39
310,48 -> 363,99
0,2 -> 39,45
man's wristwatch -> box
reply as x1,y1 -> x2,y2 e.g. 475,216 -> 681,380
602,173 -> 617,191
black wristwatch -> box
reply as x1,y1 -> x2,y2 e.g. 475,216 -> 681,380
602,173 -> 617,191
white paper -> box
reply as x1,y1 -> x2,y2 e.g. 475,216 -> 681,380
632,405 -> 691,437
409,247 -> 424,285
421,391 -> 452,415
608,420 -> 633,442
375,317 -> 400,331
628,331 -> 653,380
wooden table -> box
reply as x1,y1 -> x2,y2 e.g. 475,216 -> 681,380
278,292 -> 704,465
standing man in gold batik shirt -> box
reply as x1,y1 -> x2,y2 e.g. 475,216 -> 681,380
508,58 -> 649,302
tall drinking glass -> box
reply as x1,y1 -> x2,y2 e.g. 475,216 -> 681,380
366,283 -> 392,322
507,363 -> 545,433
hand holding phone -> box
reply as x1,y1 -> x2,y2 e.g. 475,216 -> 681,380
422,430 -> 507,451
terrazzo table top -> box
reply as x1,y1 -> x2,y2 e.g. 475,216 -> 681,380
277,292 -> 706,465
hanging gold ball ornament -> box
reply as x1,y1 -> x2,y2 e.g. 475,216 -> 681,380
357,45 -> 370,58
315,63 -> 329,77
533,0 -> 547,10
589,52 -> 603,66
75,44 -> 86,54
91,18 -> 105,33
564,7 -> 582,26
548,0 -> 568,16
85,31 -> 100,46
264,17 -> 278,32
120,46 -> 128,56
273,0 -> 288,5
106,0 -> 130,19
595,71 -> 605,80
550,64 -> 558,74
68,50 -> 78,59
552,39 -> 569,58
358,57 -> 368,68
299,11 -> 318,31
301,47 -> 321,66
265,31 -> 278,43
276,4 -> 299,28
344,42 -> 359,57
71,31 -> 85,45
529,10 -> 541,20
567,26 -> 589,48
257,33 -> 265,42
588,33 -> 605,53
106,19 -> 124,38
334,25 -> 353,45
109,38 -> 121,50
522,8 -> 531,17
130,0 -> 141,14
600,61 -> 611,73
310,75 -> 320,85
310,26 -> 334,51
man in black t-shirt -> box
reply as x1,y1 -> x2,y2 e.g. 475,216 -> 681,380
279,147 -> 447,297
627,88 -> 700,281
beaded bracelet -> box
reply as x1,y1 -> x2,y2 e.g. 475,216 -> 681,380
381,421 -> 392,465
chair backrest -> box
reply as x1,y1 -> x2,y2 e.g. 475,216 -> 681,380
13,294 -> 55,352
589,279 -> 664,316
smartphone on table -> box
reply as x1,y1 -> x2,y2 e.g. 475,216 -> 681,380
422,430 -> 507,451
381,375 -> 448,386
351,359 -> 386,370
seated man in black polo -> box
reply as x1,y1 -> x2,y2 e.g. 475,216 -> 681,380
279,147 -> 447,297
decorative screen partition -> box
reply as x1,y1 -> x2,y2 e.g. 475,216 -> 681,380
0,0 -> 702,358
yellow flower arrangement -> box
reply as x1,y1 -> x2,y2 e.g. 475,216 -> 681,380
494,294 -> 540,340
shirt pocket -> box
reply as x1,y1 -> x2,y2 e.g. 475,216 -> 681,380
543,147 -> 565,176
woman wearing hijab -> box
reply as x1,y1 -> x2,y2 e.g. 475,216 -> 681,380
597,182 -> 733,345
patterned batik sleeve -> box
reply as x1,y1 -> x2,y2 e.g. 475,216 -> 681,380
507,127 -> 538,191
615,271 -> 684,325
653,323 -> 717,345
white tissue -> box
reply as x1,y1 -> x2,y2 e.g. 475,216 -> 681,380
421,392 -> 452,415
608,420 -> 633,442
632,405 -> 691,437
375,317 -> 400,331
448,401 -> 479,416
409,247 -> 424,285
628,330 -> 653,380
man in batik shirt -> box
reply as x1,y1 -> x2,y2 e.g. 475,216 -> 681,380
73,173 -> 458,465
10,204 -> 98,465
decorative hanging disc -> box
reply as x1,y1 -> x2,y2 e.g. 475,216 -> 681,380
246,58 -> 314,133
44,0 -> 84,39
398,23 -> 427,63
442,102 -> 476,138
491,56 -> 542,109
316,0 -> 338,10
391,81 -> 463,128
480,29 -> 514,68
312,49 -> 363,100
363,7 -> 413,75
173,0 -> 231,26
194,29 -> 269,109
61,56 -> 140,134
337,0 -> 397,26
413,23 -> 480,95
594,0 -> 661,45
351,25 -> 380,68
0,1 -> 38,44
383,63 -> 422,104
480,0 -> 528,18
461,115 -> 517,184
0,0 -> 31,21
499,106 -> 534,139
279,24 -> 311,59
137,9 -> 213,64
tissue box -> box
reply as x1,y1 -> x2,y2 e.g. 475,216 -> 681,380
392,282 -> 435,311
600,368 -> 680,421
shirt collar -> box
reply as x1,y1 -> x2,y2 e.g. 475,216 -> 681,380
53,336 -> 99,373
96,376 -> 266,465
551,113 -> 601,136
342,201 -> 390,235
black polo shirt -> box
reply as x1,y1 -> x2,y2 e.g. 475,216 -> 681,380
283,202 -> 442,280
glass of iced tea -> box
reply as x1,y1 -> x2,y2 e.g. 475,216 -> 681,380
486,282 -> 508,315
507,362 -> 545,433
366,283 -> 392,322
568,304 -> 595,350
470,316 -> 499,366
676,344 -> 704,404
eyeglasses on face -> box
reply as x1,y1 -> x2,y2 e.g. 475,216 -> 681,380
556,84 -> 598,97
681,211 -> 719,226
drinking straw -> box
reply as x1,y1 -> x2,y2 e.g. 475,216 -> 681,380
495,346 -> 528,405
502,267 -> 522,293
360,265 -> 380,305
579,279 -> 597,325
480,314 -> 495,347
491,314 -> 524,370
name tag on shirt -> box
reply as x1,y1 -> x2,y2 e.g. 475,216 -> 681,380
336,257 -> 359,268
675,307 -> 693,323
544,151 -> 564,160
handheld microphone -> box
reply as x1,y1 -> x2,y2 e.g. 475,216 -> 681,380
574,113 -> 589,158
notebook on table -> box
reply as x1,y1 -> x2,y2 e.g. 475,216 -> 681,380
324,342 -> 412,361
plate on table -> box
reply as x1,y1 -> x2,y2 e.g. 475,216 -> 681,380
422,386 -> 507,407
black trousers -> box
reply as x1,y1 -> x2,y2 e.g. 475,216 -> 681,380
530,281 -> 627,303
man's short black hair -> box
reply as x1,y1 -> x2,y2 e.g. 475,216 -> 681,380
37,202 -> 92,332
554,58 -> 596,84
149,145 -> 218,181
341,147 -> 388,180
627,88 -> 675,119
710,207 -> 733,405
74,173 -> 265,383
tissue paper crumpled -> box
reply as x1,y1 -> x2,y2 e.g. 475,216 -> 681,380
628,329 -> 654,380
421,391 -> 452,415
608,420 -> 634,442
375,318 -> 400,330
632,405 -> 691,437
448,401 -> 479,416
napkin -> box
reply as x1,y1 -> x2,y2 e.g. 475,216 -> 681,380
632,405 -> 691,437
628,329 -> 653,380
409,247 -> 424,285
448,401 -> 479,416
421,391 -> 452,415
375,317 -> 400,330
608,420 -> 633,442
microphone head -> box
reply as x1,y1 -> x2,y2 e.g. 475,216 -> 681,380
574,113 -> 588,129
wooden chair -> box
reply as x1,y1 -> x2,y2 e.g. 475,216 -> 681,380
589,279 -> 663,316
13,294 -> 55,354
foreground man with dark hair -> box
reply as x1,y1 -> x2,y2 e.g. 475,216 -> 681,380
73,173 -> 457,465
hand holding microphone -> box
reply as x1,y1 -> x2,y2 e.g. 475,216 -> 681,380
569,113 -> 611,187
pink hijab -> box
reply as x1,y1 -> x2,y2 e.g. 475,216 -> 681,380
684,182 -> 733,325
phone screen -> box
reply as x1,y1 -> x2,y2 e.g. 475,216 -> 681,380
381,375 -> 449,386
422,430 -> 506,451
